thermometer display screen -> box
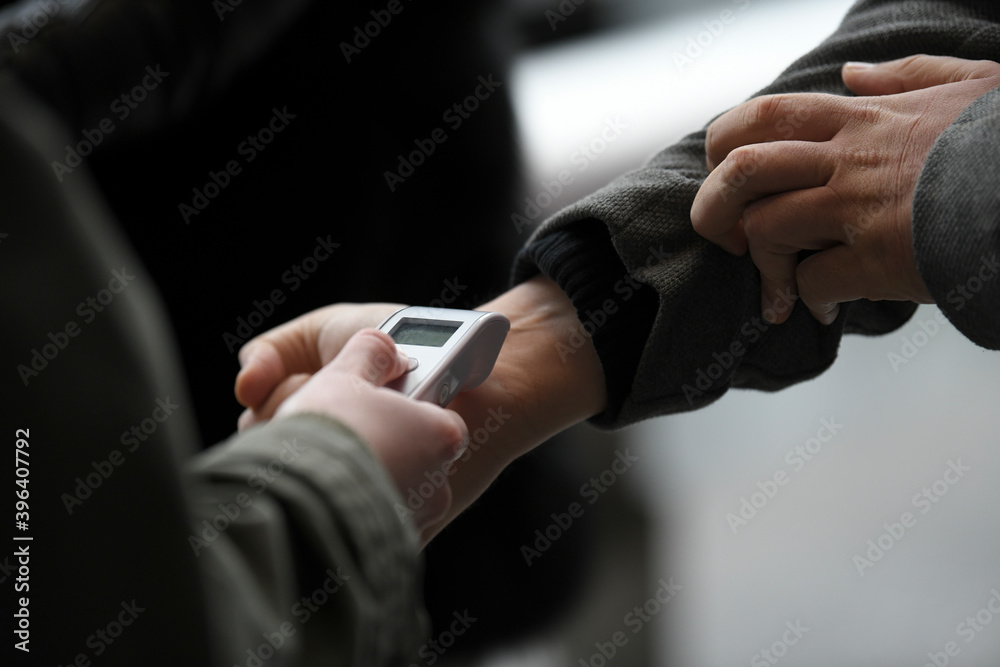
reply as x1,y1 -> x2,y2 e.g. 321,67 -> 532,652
389,320 -> 461,347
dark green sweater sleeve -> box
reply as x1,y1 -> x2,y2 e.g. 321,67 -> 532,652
514,0 -> 1000,427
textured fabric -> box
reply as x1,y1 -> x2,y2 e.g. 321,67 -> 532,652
191,415 -> 426,667
514,0 -> 1000,428
0,0 -> 315,136
515,219 -> 660,417
0,71 -> 424,666
913,86 -> 1000,349
0,71 -> 214,664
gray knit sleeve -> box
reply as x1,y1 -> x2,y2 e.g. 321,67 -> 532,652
913,86 -> 1000,350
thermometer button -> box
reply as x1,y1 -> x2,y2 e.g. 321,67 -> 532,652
437,382 -> 451,406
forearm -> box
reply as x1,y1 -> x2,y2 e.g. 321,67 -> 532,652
484,274 -> 607,430
421,274 -> 605,541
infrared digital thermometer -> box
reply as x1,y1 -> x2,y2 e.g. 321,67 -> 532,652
377,306 -> 510,406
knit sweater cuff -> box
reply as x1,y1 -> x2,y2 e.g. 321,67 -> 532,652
512,218 -> 659,427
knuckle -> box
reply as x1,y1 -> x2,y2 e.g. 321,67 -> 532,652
973,59 -> 1000,80
747,94 -> 788,129
842,145 -> 883,171
897,53 -> 926,72
853,97 -> 884,126
894,53 -> 934,81
725,144 -> 761,179
704,121 -> 720,157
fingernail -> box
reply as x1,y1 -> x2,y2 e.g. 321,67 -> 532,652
399,351 -> 417,372
396,349 -> 417,372
844,61 -> 875,71
237,408 -> 254,432
816,304 -> 840,326
761,295 -> 778,325
237,344 -> 256,368
450,434 -> 470,463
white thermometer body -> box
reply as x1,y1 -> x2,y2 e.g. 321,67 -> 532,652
377,306 -> 510,406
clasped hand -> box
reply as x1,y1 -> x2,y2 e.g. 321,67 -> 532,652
691,55 -> 1000,324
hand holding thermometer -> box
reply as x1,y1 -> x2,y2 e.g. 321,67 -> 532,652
377,306 -> 510,406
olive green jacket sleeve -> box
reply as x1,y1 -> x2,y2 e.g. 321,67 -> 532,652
189,415 -> 427,667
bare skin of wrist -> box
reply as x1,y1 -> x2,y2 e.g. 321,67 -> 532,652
420,273 -> 607,542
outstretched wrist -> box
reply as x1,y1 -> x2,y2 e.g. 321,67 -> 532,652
480,274 -> 607,447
